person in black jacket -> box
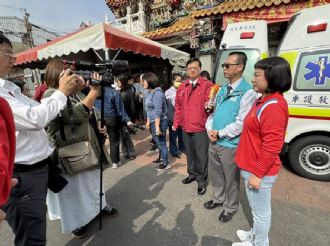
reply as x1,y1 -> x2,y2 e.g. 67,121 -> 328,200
115,74 -> 136,160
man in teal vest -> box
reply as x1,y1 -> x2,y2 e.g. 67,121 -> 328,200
204,52 -> 257,223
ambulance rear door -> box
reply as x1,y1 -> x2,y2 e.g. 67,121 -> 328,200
213,20 -> 268,85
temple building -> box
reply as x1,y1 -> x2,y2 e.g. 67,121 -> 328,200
106,0 -> 330,74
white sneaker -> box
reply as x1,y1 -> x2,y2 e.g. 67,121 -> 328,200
112,163 -> 118,169
232,242 -> 252,246
237,230 -> 251,242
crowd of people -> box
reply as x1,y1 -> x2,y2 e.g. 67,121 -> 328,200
0,32 -> 291,246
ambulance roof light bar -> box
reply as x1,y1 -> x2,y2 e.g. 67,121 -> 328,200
240,32 -> 255,39
307,23 -> 327,33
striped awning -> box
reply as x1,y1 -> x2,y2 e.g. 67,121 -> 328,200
15,23 -> 190,65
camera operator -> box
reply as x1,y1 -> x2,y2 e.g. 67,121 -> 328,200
43,59 -> 118,238
96,78 -> 133,169
0,34 -> 79,246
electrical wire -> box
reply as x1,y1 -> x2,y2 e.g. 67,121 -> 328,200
0,3 -> 21,11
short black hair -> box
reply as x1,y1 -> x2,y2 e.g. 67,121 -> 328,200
186,57 -> 202,68
142,72 -> 159,89
116,73 -> 129,90
0,33 -> 12,48
172,73 -> 182,81
229,51 -> 247,70
254,57 -> 292,93
13,79 -> 25,92
200,70 -> 211,80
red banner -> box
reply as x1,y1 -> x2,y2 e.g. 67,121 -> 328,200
222,0 -> 330,30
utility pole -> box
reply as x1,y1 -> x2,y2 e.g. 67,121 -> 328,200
21,8 -> 41,87
21,8 -> 34,48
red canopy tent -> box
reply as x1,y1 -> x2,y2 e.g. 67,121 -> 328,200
15,23 -> 189,66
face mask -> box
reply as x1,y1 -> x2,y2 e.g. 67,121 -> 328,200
173,81 -> 182,89
128,79 -> 134,85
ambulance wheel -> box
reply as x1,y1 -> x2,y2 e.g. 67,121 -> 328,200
288,135 -> 330,181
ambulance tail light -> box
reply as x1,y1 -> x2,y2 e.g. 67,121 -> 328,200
240,32 -> 255,39
307,23 -> 327,33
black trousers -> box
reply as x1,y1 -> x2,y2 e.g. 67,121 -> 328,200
120,126 -> 136,157
105,116 -> 121,163
182,130 -> 209,185
2,166 -> 48,246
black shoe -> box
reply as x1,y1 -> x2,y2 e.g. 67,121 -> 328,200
124,155 -> 130,160
171,153 -> 181,159
139,125 -> 146,130
219,210 -> 236,223
204,200 -> 223,209
149,145 -> 158,151
197,183 -> 207,195
182,176 -> 196,184
72,225 -> 88,239
101,205 -> 118,218
129,156 -> 136,160
152,158 -> 161,163
155,163 -> 171,170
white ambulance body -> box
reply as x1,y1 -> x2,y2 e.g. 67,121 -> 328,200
213,20 -> 268,87
278,4 -> 330,181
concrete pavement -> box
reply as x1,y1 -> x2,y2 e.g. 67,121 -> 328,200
1,130 -> 329,246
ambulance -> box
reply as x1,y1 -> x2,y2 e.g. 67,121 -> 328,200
278,4 -> 330,181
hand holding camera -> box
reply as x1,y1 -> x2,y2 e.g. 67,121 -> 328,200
88,72 -> 102,97
58,69 -> 80,96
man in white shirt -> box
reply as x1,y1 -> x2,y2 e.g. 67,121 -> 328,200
204,52 -> 257,223
0,34 -> 79,245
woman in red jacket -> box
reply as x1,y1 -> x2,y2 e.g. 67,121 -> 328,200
233,57 -> 292,246
0,96 -> 15,205
0,96 -> 16,222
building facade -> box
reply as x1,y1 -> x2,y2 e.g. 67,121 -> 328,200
106,0 -> 330,75
0,16 -> 59,94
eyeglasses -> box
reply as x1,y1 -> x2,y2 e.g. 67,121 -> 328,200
186,67 -> 200,71
0,50 -> 15,59
221,63 -> 240,69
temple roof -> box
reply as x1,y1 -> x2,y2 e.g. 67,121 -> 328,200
105,0 -> 129,8
191,0 -> 292,18
142,0 -> 302,39
143,15 -> 197,39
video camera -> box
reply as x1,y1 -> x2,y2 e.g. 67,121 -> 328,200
62,60 -> 129,86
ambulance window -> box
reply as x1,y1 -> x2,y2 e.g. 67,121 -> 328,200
294,50 -> 330,91
214,49 -> 260,86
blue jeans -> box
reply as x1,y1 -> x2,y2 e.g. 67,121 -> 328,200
150,120 -> 169,165
241,170 -> 277,246
169,126 -> 185,155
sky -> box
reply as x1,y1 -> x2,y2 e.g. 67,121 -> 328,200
0,0 -> 115,34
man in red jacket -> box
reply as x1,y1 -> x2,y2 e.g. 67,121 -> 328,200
173,58 -> 212,195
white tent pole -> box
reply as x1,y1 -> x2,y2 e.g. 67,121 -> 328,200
104,48 -> 110,60
93,49 -> 103,61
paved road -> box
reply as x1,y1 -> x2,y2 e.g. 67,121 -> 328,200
1,131 -> 329,246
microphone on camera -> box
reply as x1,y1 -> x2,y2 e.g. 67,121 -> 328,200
62,60 -> 96,69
